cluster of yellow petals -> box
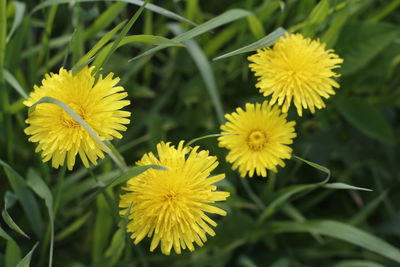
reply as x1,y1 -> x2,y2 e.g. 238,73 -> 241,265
248,33 -> 343,116
218,101 -> 296,178
119,141 -> 230,255
24,67 -> 130,170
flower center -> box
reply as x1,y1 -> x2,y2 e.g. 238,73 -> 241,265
246,130 -> 268,151
60,103 -> 87,128
162,190 -> 179,202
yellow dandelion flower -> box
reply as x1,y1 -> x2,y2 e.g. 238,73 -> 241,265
248,33 -> 343,116
119,141 -> 230,255
218,101 -> 296,178
24,67 -> 131,170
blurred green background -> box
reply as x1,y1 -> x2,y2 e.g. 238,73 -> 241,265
1,0 -> 400,266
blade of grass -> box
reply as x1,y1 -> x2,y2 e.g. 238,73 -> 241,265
129,8 -> 251,61
170,23 -> 224,123
29,96 -> 128,172
94,0 -> 150,76
73,20 -> 127,69
0,0 -> 6,82
83,2 -> 127,40
2,191 -> 30,239
92,34 -> 183,69
6,1 -> 25,43
269,220 -> 400,263
213,27 -> 286,60
0,159 -> 44,238
3,69 -> 28,99
26,170 -> 54,267
31,0 -> 197,26
15,243 -> 39,267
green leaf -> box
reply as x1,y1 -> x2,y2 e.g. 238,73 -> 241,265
82,164 -> 163,206
83,2 -> 127,41
213,27 -> 286,61
92,34 -> 183,69
130,8 -> 251,61
293,155 -> 331,180
31,0 -> 197,26
269,220 -> 400,263
15,243 -> 38,267
333,260 -> 385,267
94,0 -> 149,75
6,1 -> 25,43
336,96 -> 395,144
55,212 -> 91,241
26,169 -> 54,267
170,24 -> 224,123
5,240 -> 21,267
323,183 -> 371,191
246,15 -> 265,39
0,159 -> 44,237
3,69 -> 28,99
74,19 -> 127,69
2,191 -> 30,238
336,22 -> 399,75
30,96 -> 128,171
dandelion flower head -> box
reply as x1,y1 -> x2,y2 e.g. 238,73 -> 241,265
248,33 -> 343,116
218,101 -> 296,178
119,141 -> 230,255
24,66 -> 130,170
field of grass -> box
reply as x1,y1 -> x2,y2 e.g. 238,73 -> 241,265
1,0 -> 400,266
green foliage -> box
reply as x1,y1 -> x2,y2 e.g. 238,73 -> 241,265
1,0 -> 400,266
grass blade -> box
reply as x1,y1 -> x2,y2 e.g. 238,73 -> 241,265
94,0 -> 149,75
170,24 -> 224,123
213,27 -> 286,61
129,8 -> 251,61
30,96 -> 128,172
15,243 -> 39,267
31,0 -> 197,26
74,19 -> 127,69
0,159 -> 44,238
269,220 -> 400,263
26,170 -> 54,267
3,69 -> 28,99
2,191 -> 30,239
6,1 -> 25,43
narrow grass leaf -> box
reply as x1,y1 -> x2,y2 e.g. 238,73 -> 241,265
170,24 -> 224,123
4,69 -> 28,99
94,0 -> 149,74
6,240 -> 21,267
258,182 -> 324,223
130,9 -> 251,61
15,243 -> 39,267
213,27 -> 285,61
336,96 -> 395,144
0,0 -> 6,82
0,159 -> 44,237
26,169 -> 54,267
55,212 -> 91,241
31,0 -> 197,26
293,155 -> 331,180
30,97 -> 128,172
83,2 -> 127,40
92,34 -> 183,68
186,134 -> 233,147
269,220 -> 400,263
333,260 -> 385,267
6,1 -> 25,43
2,191 -> 30,238
74,19 -> 127,69
323,183 -> 371,191
82,165 -> 162,206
